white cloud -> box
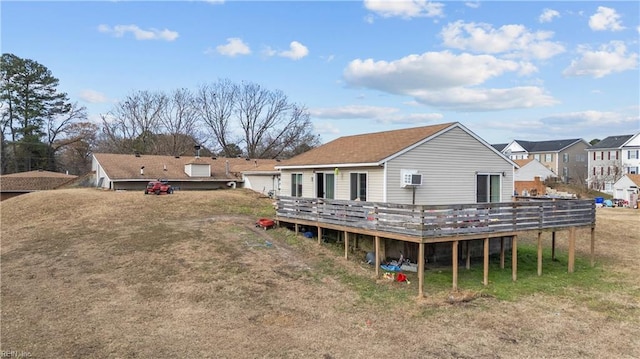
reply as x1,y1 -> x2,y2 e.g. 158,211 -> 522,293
310,105 -> 399,119
79,89 -> 109,104
440,21 -> 565,60
278,41 -> 309,60
539,8 -> 560,23
563,41 -> 638,78
539,111 -> 640,138
310,105 -> 442,125
97,24 -> 178,41
364,0 -> 444,19
215,37 -> 251,57
589,6 -> 625,31
343,51 -> 558,111
408,86 -> 558,111
203,0 -> 225,4
344,51 -> 521,92
464,1 -> 480,9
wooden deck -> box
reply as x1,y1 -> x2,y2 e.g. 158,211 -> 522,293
276,196 -> 596,297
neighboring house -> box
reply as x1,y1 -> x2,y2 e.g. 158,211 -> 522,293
92,153 -> 280,195
612,174 -> 640,207
0,170 -> 78,201
586,132 -> 640,193
501,138 -> 590,184
513,159 -> 557,196
275,122 -> 516,205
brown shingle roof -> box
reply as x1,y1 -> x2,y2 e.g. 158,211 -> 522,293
0,170 -> 78,191
513,159 -> 533,167
626,174 -> 640,187
277,122 -> 456,167
93,153 -> 278,181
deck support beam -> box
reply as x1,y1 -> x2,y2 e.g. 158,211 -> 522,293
500,237 -> 505,269
483,237 -> 489,286
452,240 -> 459,291
568,227 -> 576,273
418,242 -> 425,298
344,231 -> 349,259
551,231 -> 556,261
537,231 -> 543,276
512,235 -> 518,282
590,227 -> 595,267
374,235 -> 380,278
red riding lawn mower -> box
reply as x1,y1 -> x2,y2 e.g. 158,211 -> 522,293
144,180 -> 174,195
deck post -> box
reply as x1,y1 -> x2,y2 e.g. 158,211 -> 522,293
374,235 -> 380,278
418,242 -> 425,298
465,241 -> 471,270
537,231 -> 543,276
512,235 -> 518,282
483,237 -> 489,286
294,223 -> 298,236
590,227 -> 595,267
551,231 -> 556,261
344,231 -> 349,259
452,240 -> 459,291
317,226 -> 322,244
500,237 -> 505,269
568,227 -> 576,273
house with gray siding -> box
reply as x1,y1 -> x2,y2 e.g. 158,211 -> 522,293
501,138 -> 590,185
276,122 -> 516,205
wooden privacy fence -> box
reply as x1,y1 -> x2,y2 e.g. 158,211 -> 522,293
276,196 -> 596,238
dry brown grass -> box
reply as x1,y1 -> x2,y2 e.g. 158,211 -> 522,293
1,188 -> 639,358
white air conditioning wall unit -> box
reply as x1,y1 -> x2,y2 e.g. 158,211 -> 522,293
401,169 -> 423,188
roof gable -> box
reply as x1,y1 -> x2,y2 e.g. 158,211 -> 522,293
277,122 -> 456,167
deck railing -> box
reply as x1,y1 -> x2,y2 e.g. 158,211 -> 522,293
276,196 -> 596,238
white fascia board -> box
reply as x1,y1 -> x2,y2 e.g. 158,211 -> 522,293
275,162 -> 381,170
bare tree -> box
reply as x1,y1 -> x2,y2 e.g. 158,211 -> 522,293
236,82 -> 315,158
155,88 -> 202,156
99,90 -> 167,154
195,79 -> 239,157
45,102 -> 89,170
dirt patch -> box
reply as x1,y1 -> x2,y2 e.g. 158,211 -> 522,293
1,189 -> 639,358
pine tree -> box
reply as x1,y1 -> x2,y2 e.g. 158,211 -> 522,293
1,53 -> 72,172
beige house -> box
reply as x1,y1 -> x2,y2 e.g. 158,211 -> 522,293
276,122 -> 515,205
92,153 -> 280,195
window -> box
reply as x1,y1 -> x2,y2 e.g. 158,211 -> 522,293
476,174 -> 501,203
628,167 -> 639,174
563,153 -> 569,163
595,152 -> 601,160
545,154 -> 553,162
534,154 -> 540,161
563,167 -> 569,181
291,173 -> 302,197
575,154 -> 586,162
350,173 -> 367,201
629,150 -> 639,159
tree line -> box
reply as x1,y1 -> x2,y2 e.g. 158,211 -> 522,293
1,53 -> 320,175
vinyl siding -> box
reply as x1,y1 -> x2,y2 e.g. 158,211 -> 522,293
281,167 -> 384,201
385,127 -> 514,205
